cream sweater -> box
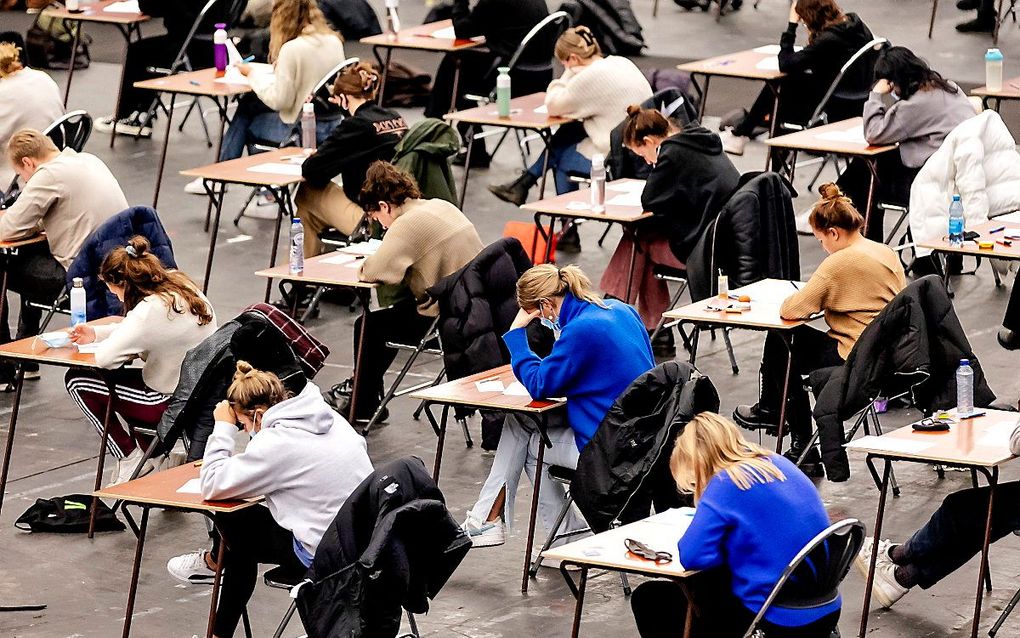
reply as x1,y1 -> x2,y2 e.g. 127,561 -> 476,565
544,56 -> 652,158
92,291 -> 218,394
249,31 -> 346,123
0,67 -> 64,188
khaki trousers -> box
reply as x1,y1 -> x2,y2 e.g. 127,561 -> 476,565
294,181 -> 365,256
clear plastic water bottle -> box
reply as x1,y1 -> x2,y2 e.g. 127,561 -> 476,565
301,102 -> 316,152
213,23 -> 228,78
986,48 -> 1004,93
289,218 -> 304,275
70,277 -> 86,327
589,153 -> 606,213
496,67 -> 512,118
385,0 -> 400,40
948,194 -> 965,247
957,358 -> 974,417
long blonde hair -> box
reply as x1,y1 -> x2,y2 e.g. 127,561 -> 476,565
516,264 -> 606,311
268,0 -> 338,63
670,412 -> 786,501
0,41 -> 24,78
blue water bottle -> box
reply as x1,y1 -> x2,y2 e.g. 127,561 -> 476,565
957,358 -> 974,417
948,194 -> 965,247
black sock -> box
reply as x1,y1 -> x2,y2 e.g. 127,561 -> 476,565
893,564 -> 918,589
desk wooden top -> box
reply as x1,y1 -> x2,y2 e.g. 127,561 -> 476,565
409,364 -> 565,412
522,178 -> 654,223
43,0 -> 149,25
94,461 -> 262,513
134,67 -> 252,97
181,148 -> 307,187
0,316 -> 119,366
972,77 -> 1020,100
254,250 -> 379,289
542,508 -> 698,578
360,20 -> 484,52
918,219 -> 1020,260
765,117 -> 897,157
677,48 -> 786,81
443,93 -> 573,130
0,234 -> 47,250
846,409 -> 1020,468
663,278 -> 809,330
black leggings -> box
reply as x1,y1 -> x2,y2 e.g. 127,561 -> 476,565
631,573 -> 840,638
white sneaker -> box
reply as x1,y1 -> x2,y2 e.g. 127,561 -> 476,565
167,550 -> 216,585
871,551 -> 910,608
93,116 -> 117,134
242,191 -> 282,220
184,177 -> 206,195
720,129 -> 748,156
107,447 -> 152,487
854,536 -> 893,580
94,114 -> 152,138
462,515 -> 506,548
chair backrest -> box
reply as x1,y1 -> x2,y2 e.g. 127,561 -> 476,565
607,87 -> 695,181
43,110 -> 92,152
307,56 -> 360,120
808,37 -> 888,128
504,11 -> 572,74
167,0 -> 232,74
742,519 -> 865,638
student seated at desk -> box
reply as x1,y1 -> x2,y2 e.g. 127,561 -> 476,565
859,421 -> 1020,609
297,62 -> 408,255
461,264 -> 654,547
487,26 -> 652,205
720,0 -> 875,156
64,237 -> 217,486
601,105 -> 739,357
732,184 -> 904,475
172,361 -> 373,638
0,41 -> 63,195
836,47 -> 976,241
328,161 -> 482,421
184,0 -> 346,194
2,129 -> 125,367
630,412 -> 840,637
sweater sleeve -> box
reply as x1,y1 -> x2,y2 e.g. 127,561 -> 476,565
544,69 -> 594,120
301,118 -> 373,188
503,325 -> 588,400
862,92 -> 914,145
359,226 -> 416,286
200,422 -> 280,500
0,169 -> 54,241
778,25 -> 834,75
93,298 -> 152,370
452,0 -> 487,38
677,498 -> 728,571
780,268 -> 833,320
248,49 -> 300,116
642,152 -> 688,218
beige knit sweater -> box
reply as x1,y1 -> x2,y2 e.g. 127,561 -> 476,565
249,31 -> 346,124
544,55 -> 652,158
780,238 -> 905,359
359,199 -> 483,316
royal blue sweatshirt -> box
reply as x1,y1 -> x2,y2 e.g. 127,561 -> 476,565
678,454 -> 839,627
502,293 -> 654,450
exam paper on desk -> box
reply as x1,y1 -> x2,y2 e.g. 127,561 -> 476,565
752,44 -> 803,54
816,124 -> 867,144
103,0 -> 141,13
247,162 -> 304,176
846,435 -> 936,455
177,478 -> 203,494
606,192 -> 643,207
755,56 -> 780,71
428,25 -> 484,42
339,238 -> 382,256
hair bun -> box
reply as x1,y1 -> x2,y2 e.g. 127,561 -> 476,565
625,104 -> 642,117
126,235 -> 150,258
817,182 -> 845,201
236,360 -> 254,376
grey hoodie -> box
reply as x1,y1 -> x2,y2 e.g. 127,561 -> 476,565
201,382 -> 374,556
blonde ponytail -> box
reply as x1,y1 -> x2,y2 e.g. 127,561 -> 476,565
516,264 -> 607,310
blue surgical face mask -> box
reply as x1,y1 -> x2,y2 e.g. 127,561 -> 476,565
890,90 -> 900,102
539,316 -> 561,340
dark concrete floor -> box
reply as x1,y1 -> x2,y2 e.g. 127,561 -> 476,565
3,2 -> 1020,637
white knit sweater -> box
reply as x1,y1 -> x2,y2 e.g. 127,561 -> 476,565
248,31 -> 346,124
0,68 -> 64,188
544,55 -> 652,158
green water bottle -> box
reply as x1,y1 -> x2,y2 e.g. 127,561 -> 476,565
496,67 -> 511,118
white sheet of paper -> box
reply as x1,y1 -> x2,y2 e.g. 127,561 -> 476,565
103,0 -> 140,13
606,192 -> 643,207
502,381 -> 530,397
76,343 -> 101,354
430,25 -> 458,39
816,124 -> 867,144
846,435 -> 936,455
476,380 -> 505,393
339,238 -> 382,256
607,180 -> 645,194
176,478 -> 203,494
566,200 -> 590,211
534,104 -> 548,114
247,162 -> 303,176
978,419 -> 1020,448
645,507 -> 697,526
319,253 -> 361,266
755,56 -> 780,71
752,44 -> 803,54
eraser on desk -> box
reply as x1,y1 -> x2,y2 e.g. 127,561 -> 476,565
978,240 -> 995,249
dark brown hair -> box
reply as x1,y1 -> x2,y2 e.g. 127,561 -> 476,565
621,104 -> 676,147
332,61 -> 381,100
795,0 -> 847,41
100,236 -> 214,325
359,161 -> 422,212
809,183 -> 865,232
227,361 -> 290,413
554,26 -> 602,61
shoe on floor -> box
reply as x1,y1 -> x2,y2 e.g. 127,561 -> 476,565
650,329 -> 676,359
783,443 -> 825,478
107,446 -> 154,487
956,17 -> 995,33
94,114 -> 152,138
22,369 -> 41,381
325,379 -> 389,423
854,536 -> 894,580
557,224 -> 582,252
453,149 -> 491,168
719,129 -> 748,156
732,404 -> 779,433
998,328 -> 1020,351
242,191 -> 281,219
167,550 -> 216,585
184,177 -> 225,195
488,171 -> 538,206
462,515 -> 506,548
870,547 -> 910,608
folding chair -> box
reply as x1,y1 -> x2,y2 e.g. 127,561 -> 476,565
742,519 -> 864,638
3,111 -> 94,203
646,265 -> 715,366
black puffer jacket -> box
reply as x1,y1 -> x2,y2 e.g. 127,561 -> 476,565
686,172 -> 799,301
296,457 -> 471,638
558,0 -> 646,56
607,88 -> 697,182
812,275 -> 996,481
573,361 -> 719,533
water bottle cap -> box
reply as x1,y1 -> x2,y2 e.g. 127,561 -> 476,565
986,48 -> 1004,61
952,194 -> 961,201
292,217 -> 302,225
215,23 -> 226,29
591,153 -> 604,167
497,67 -> 510,74
960,358 -> 970,366
302,102 -> 314,114
72,277 -> 83,287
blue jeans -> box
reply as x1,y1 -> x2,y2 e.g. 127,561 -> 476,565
527,141 -> 592,195
220,94 -> 339,161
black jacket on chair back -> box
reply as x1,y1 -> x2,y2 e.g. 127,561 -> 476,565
607,88 -> 697,182
686,171 -> 799,302
573,361 -> 719,533
811,275 -> 996,481
295,457 -> 471,638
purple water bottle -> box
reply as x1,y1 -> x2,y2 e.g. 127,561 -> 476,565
214,23 -> 228,77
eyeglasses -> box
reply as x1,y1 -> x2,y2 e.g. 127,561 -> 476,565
625,538 -> 672,564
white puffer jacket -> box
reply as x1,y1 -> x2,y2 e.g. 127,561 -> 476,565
909,110 -> 1020,256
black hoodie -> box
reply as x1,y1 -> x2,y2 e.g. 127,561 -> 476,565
779,13 -> 876,98
641,123 -> 740,261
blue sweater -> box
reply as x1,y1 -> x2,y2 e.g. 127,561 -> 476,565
678,454 -> 839,627
502,294 -> 654,450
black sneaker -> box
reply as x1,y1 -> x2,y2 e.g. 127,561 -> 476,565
650,329 -> 676,359
998,328 -> 1020,351
732,404 -> 779,433
784,444 -> 825,478
324,379 -> 389,423
956,17 -> 995,33
557,224 -> 582,252
956,0 -> 979,9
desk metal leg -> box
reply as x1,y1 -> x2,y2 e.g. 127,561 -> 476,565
458,130 -> 475,209
537,130 -> 553,199
696,75 -> 710,122
773,331 -> 794,454
263,187 -> 290,303
152,93 -> 177,209
121,506 -> 150,638
993,0 -> 1005,45
859,456 -> 891,638
422,403 -> 449,482
0,366 -> 26,516
349,289 -> 371,426
204,111 -> 229,233
522,432 -> 547,594
971,467 -> 999,638
202,181 -> 226,294
535,213 -> 558,264
569,566 -> 589,638
928,0 -> 939,37
109,24 -> 139,149
376,47 -> 393,106
450,56 -> 463,114
863,158 -> 879,235
688,326 -> 701,366
88,376 -> 118,538
63,20 -> 82,107
764,81 -> 782,172
206,525 -> 228,638
624,226 -> 639,303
